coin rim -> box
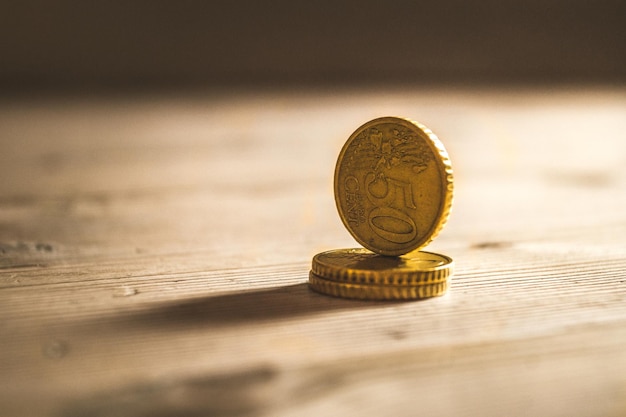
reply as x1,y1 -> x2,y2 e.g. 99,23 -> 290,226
308,271 -> 449,300
334,116 -> 454,256
312,248 -> 453,285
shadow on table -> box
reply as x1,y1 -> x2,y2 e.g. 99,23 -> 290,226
106,282 -> 398,329
55,284 -> 419,416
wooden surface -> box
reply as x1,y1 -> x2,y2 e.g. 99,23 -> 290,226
1,87 -> 625,417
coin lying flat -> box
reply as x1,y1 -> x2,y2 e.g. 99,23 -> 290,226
312,248 -> 453,285
308,271 -> 449,300
335,117 -> 453,256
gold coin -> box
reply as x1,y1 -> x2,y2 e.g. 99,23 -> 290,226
308,271 -> 449,300
312,248 -> 453,285
334,117 -> 453,256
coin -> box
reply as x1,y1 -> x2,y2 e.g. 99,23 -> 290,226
308,271 -> 449,300
334,117 -> 453,256
312,248 -> 453,285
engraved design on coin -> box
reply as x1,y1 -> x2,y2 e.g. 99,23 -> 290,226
362,126 -> 431,243
335,117 -> 452,256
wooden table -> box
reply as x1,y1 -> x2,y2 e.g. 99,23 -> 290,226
1,87 -> 625,416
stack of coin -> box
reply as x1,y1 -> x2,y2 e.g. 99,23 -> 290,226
309,117 -> 454,300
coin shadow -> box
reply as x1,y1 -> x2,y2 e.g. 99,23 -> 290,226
107,282 -> 393,330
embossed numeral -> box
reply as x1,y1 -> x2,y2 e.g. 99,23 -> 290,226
364,173 -> 418,243
368,207 -> 417,243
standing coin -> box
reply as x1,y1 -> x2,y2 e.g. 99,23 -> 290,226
335,117 -> 453,256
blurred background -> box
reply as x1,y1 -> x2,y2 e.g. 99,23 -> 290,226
1,0 -> 625,93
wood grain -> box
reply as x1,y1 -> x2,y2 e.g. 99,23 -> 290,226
1,87 -> 625,417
